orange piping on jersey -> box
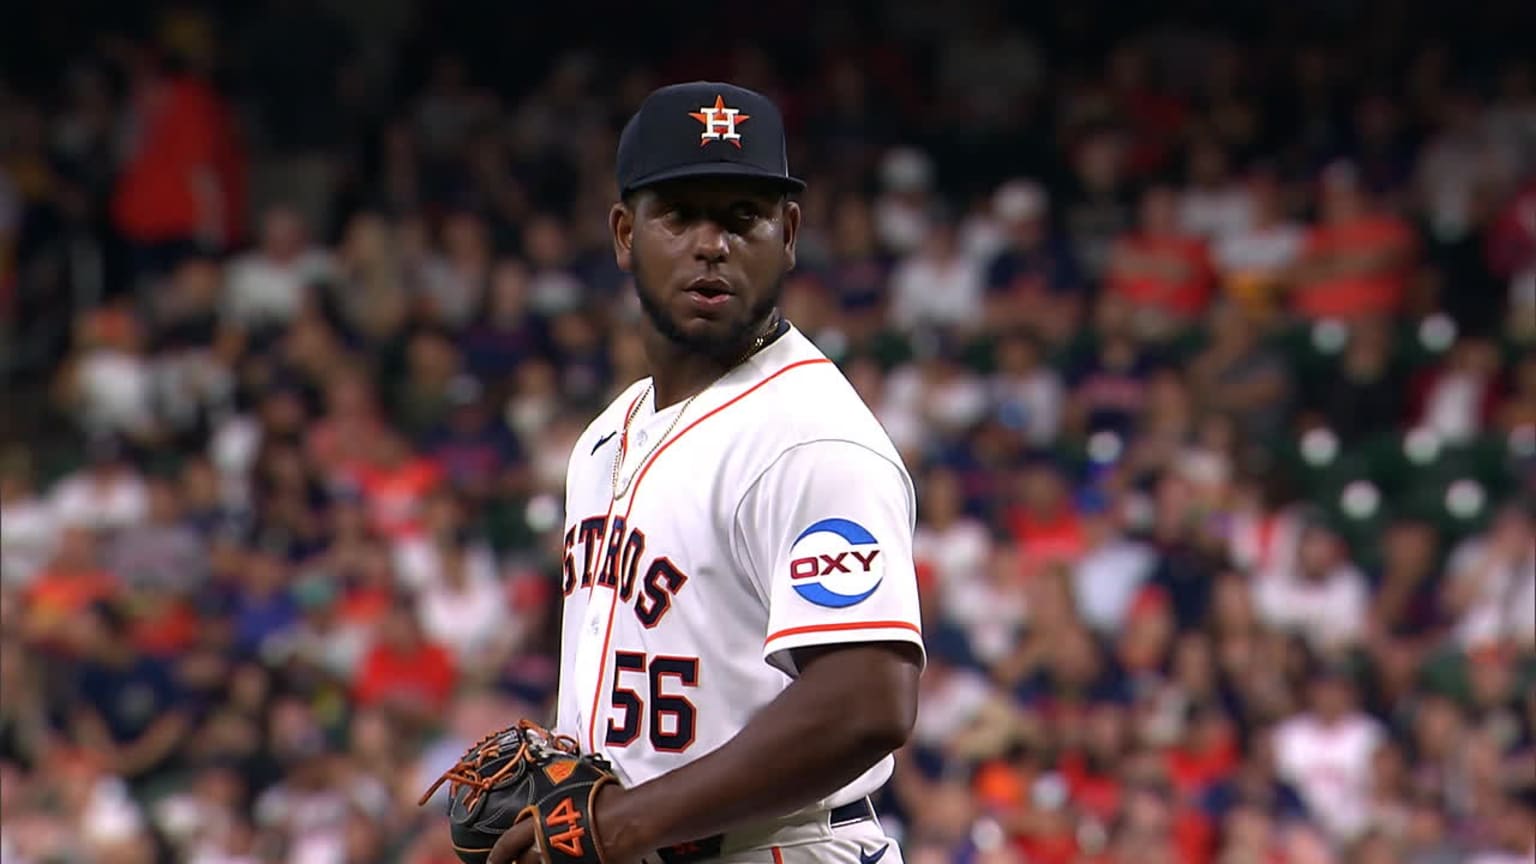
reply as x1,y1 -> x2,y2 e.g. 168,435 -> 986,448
584,389 -> 649,602
572,389 -> 643,745
771,847 -> 785,864
763,620 -> 922,646
584,357 -> 835,752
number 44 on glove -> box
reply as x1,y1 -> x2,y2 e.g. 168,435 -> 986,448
419,720 -> 619,864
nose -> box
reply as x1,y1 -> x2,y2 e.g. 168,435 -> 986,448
690,219 -> 729,263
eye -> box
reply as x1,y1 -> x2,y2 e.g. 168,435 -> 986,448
731,202 -> 763,223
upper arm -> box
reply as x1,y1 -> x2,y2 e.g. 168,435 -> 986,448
791,642 -> 922,737
733,439 -> 925,677
144,708 -> 192,741
791,641 -> 923,685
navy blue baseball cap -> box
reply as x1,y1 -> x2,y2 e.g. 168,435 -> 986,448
616,81 -> 805,197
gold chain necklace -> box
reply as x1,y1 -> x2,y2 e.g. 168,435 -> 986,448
610,384 -> 698,498
610,319 -> 778,498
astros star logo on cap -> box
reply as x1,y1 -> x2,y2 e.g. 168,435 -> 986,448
689,95 -> 750,148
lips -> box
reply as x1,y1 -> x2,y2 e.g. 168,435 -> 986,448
685,277 -> 734,299
683,277 -> 736,310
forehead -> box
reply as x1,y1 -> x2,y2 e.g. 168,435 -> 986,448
634,176 -> 787,207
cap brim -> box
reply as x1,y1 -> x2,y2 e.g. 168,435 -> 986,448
624,161 -> 805,196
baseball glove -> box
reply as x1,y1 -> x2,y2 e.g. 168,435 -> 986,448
419,720 -> 618,864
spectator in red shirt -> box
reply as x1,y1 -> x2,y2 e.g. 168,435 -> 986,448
347,430 -> 443,541
1060,700 -> 1131,823
1015,773 -> 1083,864
1484,178 -> 1536,344
1107,46 -> 1190,180
1106,184 -> 1215,337
335,542 -> 397,633
1290,161 -> 1417,321
1005,462 -> 1086,577
1484,178 -> 1536,287
1166,706 -> 1241,802
353,602 -> 457,723
110,45 -> 244,274
1408,335 -> 1505,444
1116,586 -> 1177,679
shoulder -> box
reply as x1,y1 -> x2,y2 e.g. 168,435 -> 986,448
1332,716 -> 1386,755
710,329 -> 912,506
736,328 -> 905,467
1272,715 -> 1311,743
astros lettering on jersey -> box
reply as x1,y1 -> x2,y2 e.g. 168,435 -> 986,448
555,324 -> 924,817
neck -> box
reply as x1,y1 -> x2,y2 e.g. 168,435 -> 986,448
644,312 -> 780,409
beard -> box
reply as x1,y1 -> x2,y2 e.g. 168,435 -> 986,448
635,271 -> 783,360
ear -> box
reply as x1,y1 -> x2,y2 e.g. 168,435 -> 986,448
781,199 -> 801,273
610,202 -> 634,272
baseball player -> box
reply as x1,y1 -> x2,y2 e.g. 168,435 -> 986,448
488,82 -> 924,864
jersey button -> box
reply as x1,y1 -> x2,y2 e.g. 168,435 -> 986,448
636,431 -> 649,447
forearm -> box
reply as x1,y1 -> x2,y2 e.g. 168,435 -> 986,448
117,714 -> 188,775
600,644 -> 919,858
71,710 -> 115,752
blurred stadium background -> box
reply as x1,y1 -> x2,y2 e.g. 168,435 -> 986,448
2,1 -> 1534,862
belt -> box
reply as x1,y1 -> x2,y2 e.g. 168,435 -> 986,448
655,798 -> 876,864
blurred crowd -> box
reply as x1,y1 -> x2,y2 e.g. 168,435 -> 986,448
3,1 -> 1536,862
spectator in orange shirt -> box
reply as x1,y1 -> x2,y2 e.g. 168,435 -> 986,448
1106,184 -> 1216,339
22,526 -> 119,649
1290,161 -> 1417,321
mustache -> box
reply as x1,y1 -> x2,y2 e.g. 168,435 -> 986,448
634,272 -> 783,359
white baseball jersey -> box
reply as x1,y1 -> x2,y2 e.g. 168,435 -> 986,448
554,324 -> 924,817
1273,711 -> 1384,842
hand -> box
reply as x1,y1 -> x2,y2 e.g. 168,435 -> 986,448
488,785 -> 634,864
486,817 -> 536,864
